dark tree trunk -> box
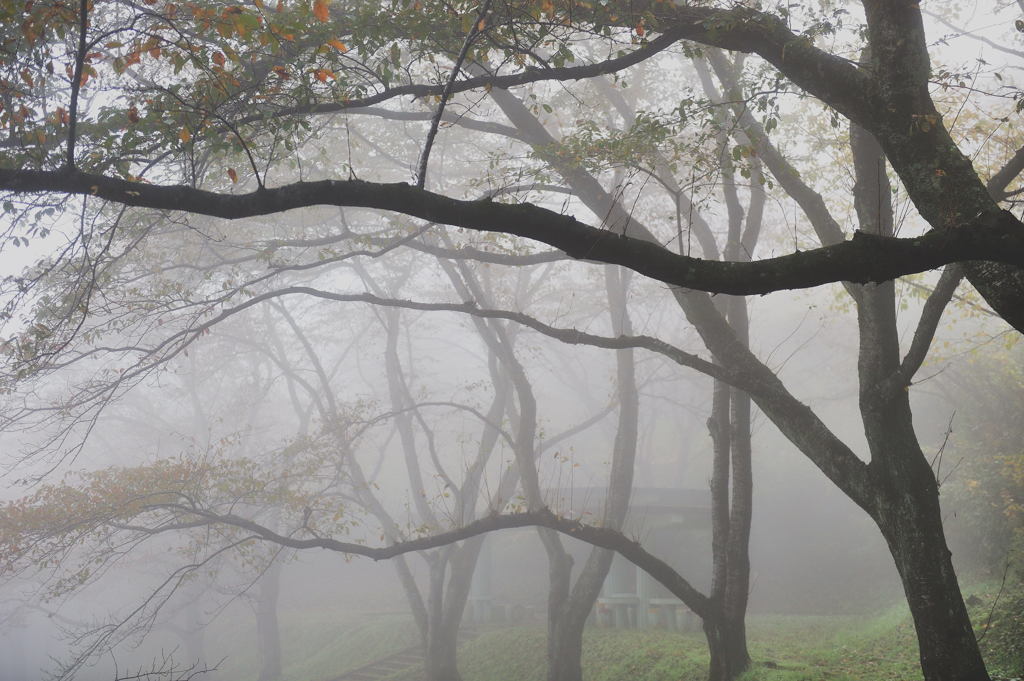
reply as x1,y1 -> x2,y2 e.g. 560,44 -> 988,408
849,120 -> 990,681
874,478 -> 989,681
704,615 -> 751,681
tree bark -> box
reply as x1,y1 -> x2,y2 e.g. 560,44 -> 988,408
704,616 -> 751,681
873,471 -> 990,681
849,120 -> 990,681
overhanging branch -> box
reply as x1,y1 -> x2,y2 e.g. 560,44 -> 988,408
160,504 -> 713,618
3,168 -> 1023,297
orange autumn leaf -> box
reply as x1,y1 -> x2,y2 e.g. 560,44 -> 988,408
312,0 -> 329,21
179,127 -> 191,143
127,106 -> 140,123
212,51 -> 226,67
326,39 -> 348,52
227,168 -> 238,183
313,68 -> 335,82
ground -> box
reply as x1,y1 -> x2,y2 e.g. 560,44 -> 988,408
195,577 -> 1022,681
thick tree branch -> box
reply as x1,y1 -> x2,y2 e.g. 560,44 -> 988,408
989,144 -> 1024,201
3,169 -> 1023,301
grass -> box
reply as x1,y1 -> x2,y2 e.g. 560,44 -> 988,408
206,609 -> 419,681
199,580 -> 1024,681
452,597 -> 1022,681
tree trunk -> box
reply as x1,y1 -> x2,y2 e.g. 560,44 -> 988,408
421,553 -> 464,681
873,470 -> 989,681
424,622 -> 461,681
545,266 -> 640,681
847,119 -> 990,681
704,615 -> 751,681
543,542 -> 578,681
256,560 -> 283,681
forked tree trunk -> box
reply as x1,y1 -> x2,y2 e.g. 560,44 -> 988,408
847,119 -> 991,681
872,457 -> 989,681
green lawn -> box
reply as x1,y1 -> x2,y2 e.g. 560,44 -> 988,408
451,588 -> 1022,681
202,582 -> 1022,681
206,609 -> 419,681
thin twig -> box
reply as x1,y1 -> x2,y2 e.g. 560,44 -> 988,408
415,0 -> 493,188
66,0 -> 90,169
977,560 -> 1012,645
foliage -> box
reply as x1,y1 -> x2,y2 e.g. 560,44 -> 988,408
0,434 -> 357,600
967,580 -> 1024,678
942,343 -> 1024,573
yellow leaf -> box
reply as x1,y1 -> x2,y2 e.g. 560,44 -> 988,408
312,0 -> 329,21
179,127 -> 191,143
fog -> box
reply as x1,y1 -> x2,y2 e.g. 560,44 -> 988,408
1,3 -> 1021,681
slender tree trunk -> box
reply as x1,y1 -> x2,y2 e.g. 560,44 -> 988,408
423,536 -> 488,681
256,560 -> 283,681
542,539 -> 577,681
545,266 -> 639,681
703,373 -> 751,681
722,302 -> 752,678
422,553 -> 463,681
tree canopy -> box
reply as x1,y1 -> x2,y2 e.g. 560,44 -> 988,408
0,0 -> 1022,335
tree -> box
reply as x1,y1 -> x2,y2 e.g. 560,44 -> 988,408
3,2 -> 1023,681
